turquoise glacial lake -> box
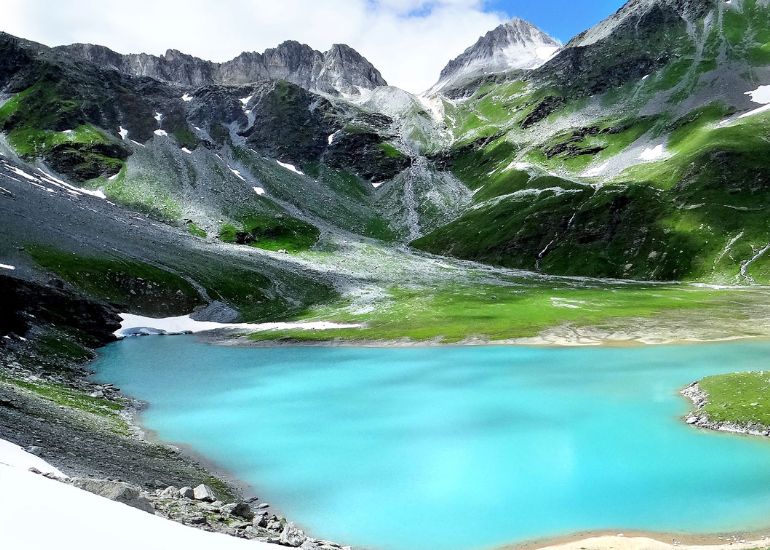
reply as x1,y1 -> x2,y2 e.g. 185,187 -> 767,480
92,337 -> 770,550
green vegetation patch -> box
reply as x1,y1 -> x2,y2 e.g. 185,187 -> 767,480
247,283 -> 725,344
379,142 -> 405,159
0,374 -> 130,435
219,214 -> 320,252
0,83 -> 128,180
698,372 -> 770,428
90,166 -> 183,221
186,222 -> 207,238
27,245 -> 203,316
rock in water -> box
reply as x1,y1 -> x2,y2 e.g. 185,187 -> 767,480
193,483 -> 216,501
71,478 -> 154,514
278,522 -> 307,547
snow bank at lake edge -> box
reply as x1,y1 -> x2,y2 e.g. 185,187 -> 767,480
114,313 -> 361,338
0,444 -> 275,550
0,437 -> 66,478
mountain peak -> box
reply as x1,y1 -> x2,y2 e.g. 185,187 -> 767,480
431,18 -> 560,94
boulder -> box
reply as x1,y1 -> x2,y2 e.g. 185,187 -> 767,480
179,486 -> 195,498
159,486 -> 180,498
72,478 -> 154,514
279,522 -> 307,547
222,501 -> 255,520
193,483 -> 216,501
253,513 -> 269,528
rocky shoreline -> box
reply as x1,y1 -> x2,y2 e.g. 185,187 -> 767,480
0,273 -> 351,550
681,382 -> 770,437
1,344 -> 352,549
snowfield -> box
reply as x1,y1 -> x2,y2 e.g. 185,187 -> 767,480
639,144 -> 667,161
276,160 -> 305,175
0,438 -> 66,477
0,438 -> 274,550
746,85 -> 770,104
114,313 -> 361,337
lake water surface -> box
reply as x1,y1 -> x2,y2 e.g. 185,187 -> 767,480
92,337 -> 770,550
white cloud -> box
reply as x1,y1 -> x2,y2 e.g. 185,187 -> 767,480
0,0 -> 506,93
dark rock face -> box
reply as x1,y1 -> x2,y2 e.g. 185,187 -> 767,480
0,274 -> 120,347
238,80 -> 342,164
46,142 -> 129,181
57,40 -> 387,96
521,96 -> 565,128
325,131 -> 411,182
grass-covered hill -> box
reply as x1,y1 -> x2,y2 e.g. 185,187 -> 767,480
414,0 -> 770,284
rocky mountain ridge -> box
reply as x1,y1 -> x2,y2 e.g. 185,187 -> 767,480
1,0 -> 770,290
57,40 -> 387,96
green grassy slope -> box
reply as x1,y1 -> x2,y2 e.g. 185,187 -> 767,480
416,0 -> 770,283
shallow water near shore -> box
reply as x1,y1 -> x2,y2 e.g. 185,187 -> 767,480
92,337 -> 770,550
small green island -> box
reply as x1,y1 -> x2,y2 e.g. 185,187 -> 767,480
685,372 -> 770,436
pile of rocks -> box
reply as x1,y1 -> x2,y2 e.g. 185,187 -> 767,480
150,483 -> 351,550
64,475 -> 350,550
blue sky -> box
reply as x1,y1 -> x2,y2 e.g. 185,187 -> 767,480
487,0 -> 626,42
1,0 -> 629,92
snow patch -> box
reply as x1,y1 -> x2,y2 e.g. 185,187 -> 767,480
228,167 -> 246,181
154,112 -> 163,123
276,160 -> 304,175
639,144 -> 667,161
240,95 -> 253,106
118,126 -> 128,140
154,129 -> 168,137
0,457 -> 278,550
739,104 -> 770,120
181,93 -> 193,102
0,438 -> 66,478
327,130 -> 341,145
371,181 -> 385,189
0,263 -> 15,270
746,85 -> 770,104
10,166 -> 38,181
725,85 -> 770,121
582,161 -> 610,177
253,186 -> 266,196
535,46 -> 560,62
114,313 -> 361,338
504,160 -> 532,172
34,168 -> 109,200
181,147 -> 192,154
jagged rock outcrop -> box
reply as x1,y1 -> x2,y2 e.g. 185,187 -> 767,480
430,18 -> 560,94
57,40 -> 387,96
